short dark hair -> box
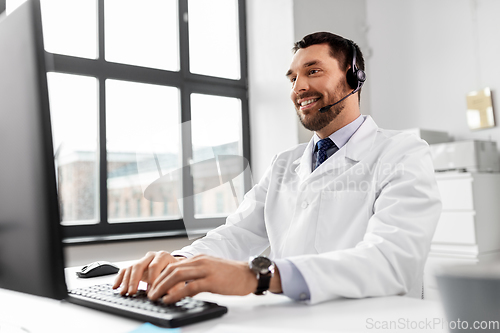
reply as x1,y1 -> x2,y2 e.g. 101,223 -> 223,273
293,32 -> 365,100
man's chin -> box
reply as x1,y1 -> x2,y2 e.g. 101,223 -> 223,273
297,106 -> 339,132
299,116 -> 328,132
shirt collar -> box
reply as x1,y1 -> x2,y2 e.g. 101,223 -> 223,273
312,115 -> 365,152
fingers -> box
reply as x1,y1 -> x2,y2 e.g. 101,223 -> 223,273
148,265 -> 207,301
119,267 -> 133,295
114,252 -> 156,295
118,254 -> 254,304
146,251 -> 175,290
126,264 -> 146,296
162,279 -> 208,304
169,281 -> 186,294
112,268 -> 126,289
149,257 -> 199,292
113,251 -> 180,295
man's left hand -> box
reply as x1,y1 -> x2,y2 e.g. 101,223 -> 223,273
146,255 -> 266,303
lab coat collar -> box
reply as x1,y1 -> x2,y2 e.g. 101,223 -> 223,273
344,115 -> 378,162
293,115 -> 378,181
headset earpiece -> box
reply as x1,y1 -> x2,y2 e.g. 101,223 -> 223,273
346,67 -> 358,90
345,41 -> 366,91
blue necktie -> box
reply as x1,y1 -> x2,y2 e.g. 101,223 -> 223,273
314,138 -> 336,170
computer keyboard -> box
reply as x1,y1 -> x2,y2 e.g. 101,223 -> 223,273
68,283 -> 227,328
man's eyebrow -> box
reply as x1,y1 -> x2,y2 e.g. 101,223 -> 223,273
303,60 -> 320,68
285,60 -> 322,77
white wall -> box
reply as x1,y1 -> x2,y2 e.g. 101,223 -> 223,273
247,0 -> 297,181
366,0 -> 500,143
293,0 -> 370,143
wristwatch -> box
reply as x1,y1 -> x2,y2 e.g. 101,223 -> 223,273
248,256 -> 275,295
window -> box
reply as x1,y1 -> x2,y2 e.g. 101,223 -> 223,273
47,73 -> 99,226
190,94 -> 245,217
6,0 -> 250,242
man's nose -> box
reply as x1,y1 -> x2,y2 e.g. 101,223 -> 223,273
293,76 -> 308,95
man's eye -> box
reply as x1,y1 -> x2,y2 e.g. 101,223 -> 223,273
309,69 -> 319,75
290,77 -> 296,83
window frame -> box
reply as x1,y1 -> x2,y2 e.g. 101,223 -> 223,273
45,0 -> 250,244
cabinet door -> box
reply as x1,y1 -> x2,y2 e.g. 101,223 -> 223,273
432,212 -> 476,245
437,177 -> 474,210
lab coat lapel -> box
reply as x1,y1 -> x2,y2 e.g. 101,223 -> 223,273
343,115 -> 378,163
293,138 -> 314,182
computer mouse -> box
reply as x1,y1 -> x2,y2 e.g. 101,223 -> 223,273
77,261 -> 120,278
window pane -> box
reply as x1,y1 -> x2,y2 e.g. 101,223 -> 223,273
105,0 -> 179,71
47,73 -> 99,225
106,80 -> 181,223
40,0 -> 98,59
190,94 -> 244,217
188,0 -> 240,79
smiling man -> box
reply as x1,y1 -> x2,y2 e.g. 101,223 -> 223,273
114,32 -> 442,305
288,42 -> 360,137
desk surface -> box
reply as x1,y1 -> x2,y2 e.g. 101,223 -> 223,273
0,264 -> 448,333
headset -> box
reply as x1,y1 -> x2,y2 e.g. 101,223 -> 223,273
319,40 -> 366,113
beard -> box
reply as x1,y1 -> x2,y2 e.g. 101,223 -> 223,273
296,81 -> 349,132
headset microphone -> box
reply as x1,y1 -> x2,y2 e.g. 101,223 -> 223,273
318,87 -> 360,113
319,40 -> 366,113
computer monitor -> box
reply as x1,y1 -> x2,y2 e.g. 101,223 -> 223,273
0,0 -> 67,299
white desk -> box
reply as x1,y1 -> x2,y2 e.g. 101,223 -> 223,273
0,265 -> 449,333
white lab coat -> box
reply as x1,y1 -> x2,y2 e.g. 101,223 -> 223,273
175,116 -> 442,304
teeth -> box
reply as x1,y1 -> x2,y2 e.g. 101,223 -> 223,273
300,98 -> 318,106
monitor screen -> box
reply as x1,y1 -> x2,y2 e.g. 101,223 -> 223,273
0,0 -> 67,300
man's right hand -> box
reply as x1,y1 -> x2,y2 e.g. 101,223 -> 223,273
112,251 -> 184,296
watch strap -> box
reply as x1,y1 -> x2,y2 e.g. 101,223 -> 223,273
254,272 -> 272,295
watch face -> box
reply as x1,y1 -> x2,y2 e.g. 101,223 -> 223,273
251,256 -> 273,274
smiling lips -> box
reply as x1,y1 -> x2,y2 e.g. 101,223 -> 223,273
298,97 -> 320,111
